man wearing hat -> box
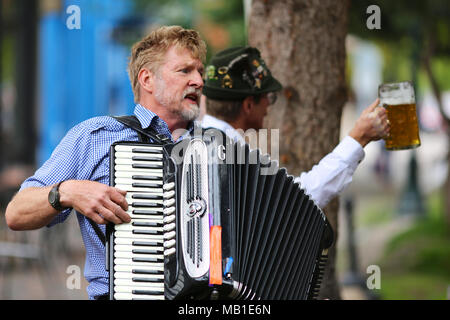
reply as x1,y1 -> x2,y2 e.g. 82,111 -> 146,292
201,46 -> 389,208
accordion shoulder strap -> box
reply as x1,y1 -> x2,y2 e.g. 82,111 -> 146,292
87,217 -> 106,246
112,115 -> 171,144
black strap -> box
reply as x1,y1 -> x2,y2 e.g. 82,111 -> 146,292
112,115 -> 171,144
87,217 -> 106,246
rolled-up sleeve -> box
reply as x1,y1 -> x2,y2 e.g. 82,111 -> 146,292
294,136 -> 365,208
19,122 -> 93,227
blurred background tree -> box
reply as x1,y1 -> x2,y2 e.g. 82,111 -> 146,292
248,0 -> 350,300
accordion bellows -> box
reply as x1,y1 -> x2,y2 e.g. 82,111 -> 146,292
106,129 -> 334,300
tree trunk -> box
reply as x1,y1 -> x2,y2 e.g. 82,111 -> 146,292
248,0 -> 349,299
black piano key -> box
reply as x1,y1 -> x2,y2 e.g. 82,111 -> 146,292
132,156 -> 162,162
132,269 -> 164,275
132,175 -> 162,181
132,163 -> 163,169
132,182 -> 163,188
132,202 -> 163,208
132,290 -> 163,295
132,221 -> 163,228
132,241 -> 162,247
131,148 -> 161,154
132,277 -> 161,283
132,229 -> 163,235
132,209 -> 162,216
132,194 -> 163,200
132,257 -> 164,263
132,249 -> 164,255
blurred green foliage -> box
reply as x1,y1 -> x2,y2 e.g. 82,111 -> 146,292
130,0 -> 245,63
378,191 -> 450,299
349,0 -> 450,91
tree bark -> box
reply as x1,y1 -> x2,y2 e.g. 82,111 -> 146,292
248,0 -> 349,299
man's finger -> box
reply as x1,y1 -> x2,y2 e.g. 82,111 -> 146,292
97,206 -> 122,224
114,187 -> 127,196
367,98 -> 380,112
110,189 -> 129,211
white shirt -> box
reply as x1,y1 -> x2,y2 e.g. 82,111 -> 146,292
201,114 -> 365,208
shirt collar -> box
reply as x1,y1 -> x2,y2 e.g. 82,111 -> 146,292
133,104 -> 196,142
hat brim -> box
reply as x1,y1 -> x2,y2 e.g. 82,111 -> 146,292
203,76 -> 282,100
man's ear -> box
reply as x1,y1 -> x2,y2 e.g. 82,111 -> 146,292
138,68 -> 154,94
242,96 -> 254,116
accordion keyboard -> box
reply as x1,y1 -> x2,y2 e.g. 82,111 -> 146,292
110,144 -> 176,300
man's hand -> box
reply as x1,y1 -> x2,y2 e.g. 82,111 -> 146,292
349,98 -> 390,148
59,180 -> 130,225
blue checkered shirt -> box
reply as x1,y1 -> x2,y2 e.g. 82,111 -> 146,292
20,104 -> 195,299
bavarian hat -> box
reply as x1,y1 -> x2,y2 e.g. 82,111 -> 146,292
203,46 -> 282,100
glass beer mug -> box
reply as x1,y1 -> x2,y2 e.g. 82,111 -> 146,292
378,81 -> 421,150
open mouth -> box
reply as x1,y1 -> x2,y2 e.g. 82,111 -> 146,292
184,93 -> 199,104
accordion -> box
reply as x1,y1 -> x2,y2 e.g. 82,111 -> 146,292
105,129 -> 334,300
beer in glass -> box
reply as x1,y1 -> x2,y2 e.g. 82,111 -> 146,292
378,81 -> 421,150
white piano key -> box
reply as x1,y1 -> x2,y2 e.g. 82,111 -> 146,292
163,215 -> 175,223
113,264 -> 164,273
114,237 -> 163,246
126,197 -> 164,205
115,184 -> 164,193
114,169 -> 164,177
164,248 -> 176,256
127,213 -> 164,220
114,223 -> 163,232
114,231 -> 164,240
163,182 -> 175,191
114,151 -> 163,159
163,198 -> 175,207
114,292 -> 165,300
114,251 -> 164,259
114,272 -> 164,280
115,280 -> 164,288
114,244 -> 163,252
163,207 -> 176,215
114,258 -> 163,267
164,231 -> 176,240
163,223 -> 176,232
164,239 -> 176,248
114,164 -> 163,173
114,158 -> 163,166
114,145 -> 163,152
116,178 -> 163,185
163,190 -> 175,199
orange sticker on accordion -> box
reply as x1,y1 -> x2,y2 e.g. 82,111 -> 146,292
209,225 -> 223,285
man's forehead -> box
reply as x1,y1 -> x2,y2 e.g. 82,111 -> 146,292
165,45 -> 204,68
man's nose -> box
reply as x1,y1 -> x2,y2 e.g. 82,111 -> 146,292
190,71 -> 204,88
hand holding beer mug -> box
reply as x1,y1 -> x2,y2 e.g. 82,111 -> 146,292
378,81 -> 421,150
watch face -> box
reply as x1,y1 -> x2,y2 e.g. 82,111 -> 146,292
49,191 -> 57,204
48,187 -> 59,207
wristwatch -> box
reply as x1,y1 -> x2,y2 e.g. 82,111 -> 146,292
48,181 -> 65,211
